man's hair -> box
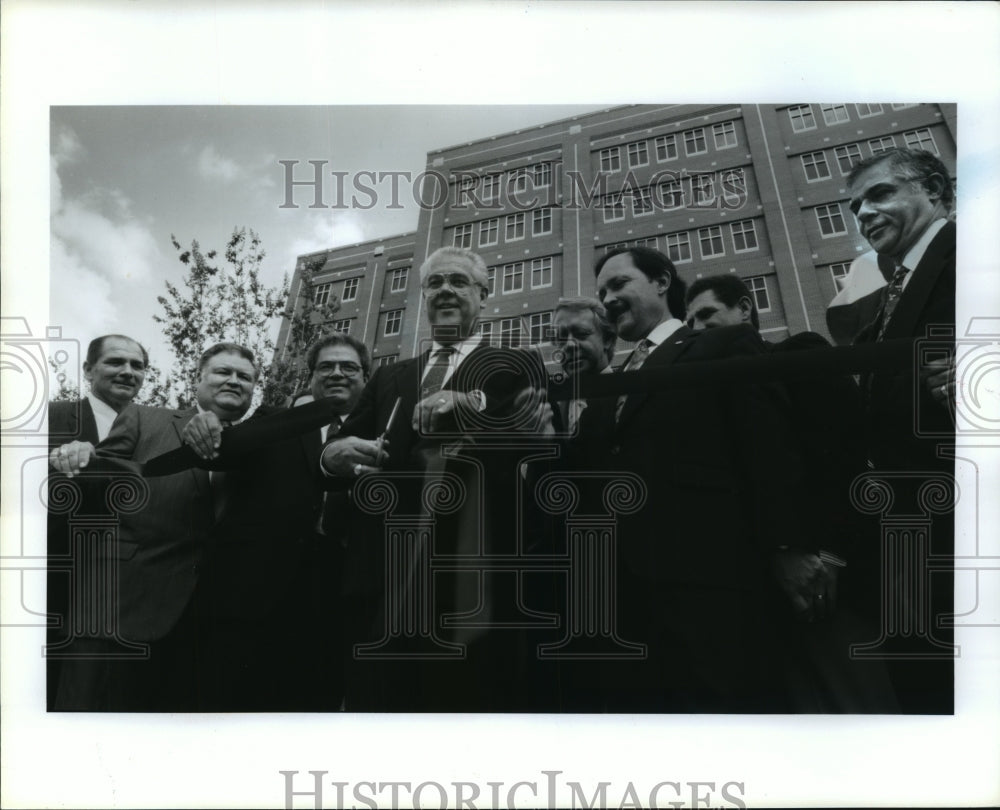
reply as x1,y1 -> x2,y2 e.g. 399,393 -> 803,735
418,246 -> 489,289
197,342 -> 259,379
305,332 -> 371,378
685,274 -> 760,330
847,147 -> 955,210
85,334 -> 149,367
593,246 -> 688,321
554,297 -> 617,363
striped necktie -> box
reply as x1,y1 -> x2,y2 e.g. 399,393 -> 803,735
615,338 -> 653,422
421,346 -> 455,397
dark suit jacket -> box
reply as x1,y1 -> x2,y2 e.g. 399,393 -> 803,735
92,405 -> 213,642
576,323 -> 804,591
855,220 -> 956,471
48,398 -> 100,450
207,406 -> 338,619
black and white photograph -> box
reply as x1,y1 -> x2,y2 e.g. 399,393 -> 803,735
2,2 -> 999,808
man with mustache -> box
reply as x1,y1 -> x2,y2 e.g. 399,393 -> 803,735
49,342 -> 257,710
846,147 -> 956,713
320,246 -> 537,711
577,246 -> 809,712
182,333 -> 369,710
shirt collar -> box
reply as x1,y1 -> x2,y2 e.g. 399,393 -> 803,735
430,331 -> 483,363
901,217 -> 948,273
86,393 -> 120,441
644,317 -> 684,347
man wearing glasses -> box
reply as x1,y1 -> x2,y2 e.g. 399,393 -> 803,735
321,246 -> 539,711
183,333 -> 370,710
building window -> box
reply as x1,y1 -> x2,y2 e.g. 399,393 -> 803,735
891,103 -> 918,110
499,317 -> 522,348
665,231 -> 692,263
821,104 -> 850,126
505,212 -> 525,241
788,105 -> 816,132
532,207 -> 553,236
657,179 -> 684,209
633,237 -> 658,249
332,318 -> 352,334
655,134 -> 677,161
479,217 -> 499,247
684,128 -> 707,156
383,309 -> 403,337
855,103 -> 883,118
502,262 -> 524,294
816,203 -> 848,237
698,225 -> 725,259
456,174 -> 477,207
530,257 -> 553,289
600,147 -> 621,173
829,262 -> 851,293
834,144 -> 863,174
730,220 -> 758,252
453,223 -> 473,248
627,141 -> 649,168
691,174 -> 715,207
801,151 -> 831,182
477,321 -> 496,347
903,128 -> 939,155
482,173 -> 501,204
342,277 -> 359,302
868,136 -> 896,155
486,267 -> 496,297
602,193 -> 625,223
529,312 -> 552,345
508,168 -> 529,195
713,121 -> 737,149
389,268 -> 409,293
376,354 -> 398,368
314,282 -> 332,306
632,187 -> 654,216
532,162 -> 552,188
746,276 -> 771,312
604,241 -> 628,253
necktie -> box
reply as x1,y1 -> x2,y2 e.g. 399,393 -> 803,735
615,339 -> 653,422
323,416 -> 342,443
875,264 -> 909,341
421,346 -> 455,398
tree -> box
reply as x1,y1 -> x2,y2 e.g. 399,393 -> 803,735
260,256 -> 342,405
47,357 -> 80,402
152,227 -> 289,408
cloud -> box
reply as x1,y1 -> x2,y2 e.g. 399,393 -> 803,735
285,210 -> 367,267
49,235 -> 117,343
197,145 -> 243,183
52,125 -> 83,164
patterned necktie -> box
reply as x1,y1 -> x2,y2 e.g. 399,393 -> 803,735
323,416 -> 342,442
615,338 -> 653,422
875,264 -> 909,341
421,346 -> 455,398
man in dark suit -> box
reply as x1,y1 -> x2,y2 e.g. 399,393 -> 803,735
181,333 -> 370,711
321,246 -> 536,711
49,342 -> 256,710
46,334 -> 147,709
846,147 -> 956,713
575,246 -> 812,712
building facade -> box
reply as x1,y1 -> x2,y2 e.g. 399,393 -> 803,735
275,103 -> 956,369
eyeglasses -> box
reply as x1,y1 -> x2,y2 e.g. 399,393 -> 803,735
422,273 -> 479,291
314,361 -> 362,377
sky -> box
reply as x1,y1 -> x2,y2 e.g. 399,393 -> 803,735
50,105 -> 604,378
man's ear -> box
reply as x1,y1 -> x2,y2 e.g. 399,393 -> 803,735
655,274 -> 670,296
737,296 -> 754,322
923,172 -> 946,204
82,362 -> 94,384
478,286 -> 488,308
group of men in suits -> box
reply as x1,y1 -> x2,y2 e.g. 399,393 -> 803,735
47,147 -> 955,714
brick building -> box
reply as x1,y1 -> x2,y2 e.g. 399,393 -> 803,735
275,103 -> 956,370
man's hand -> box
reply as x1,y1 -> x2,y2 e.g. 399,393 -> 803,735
771,548 -> 837,622
320,435 -> 390,478
181,411 -> 224,460
49,441 -> 96,477
411,390 -> 480,434
513,387 -> 555,436
922,356 -> 956,407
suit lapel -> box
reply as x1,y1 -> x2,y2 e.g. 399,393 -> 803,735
884,221 -> 955,341
616,327 -> 696,431
80,398 -> 99,444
